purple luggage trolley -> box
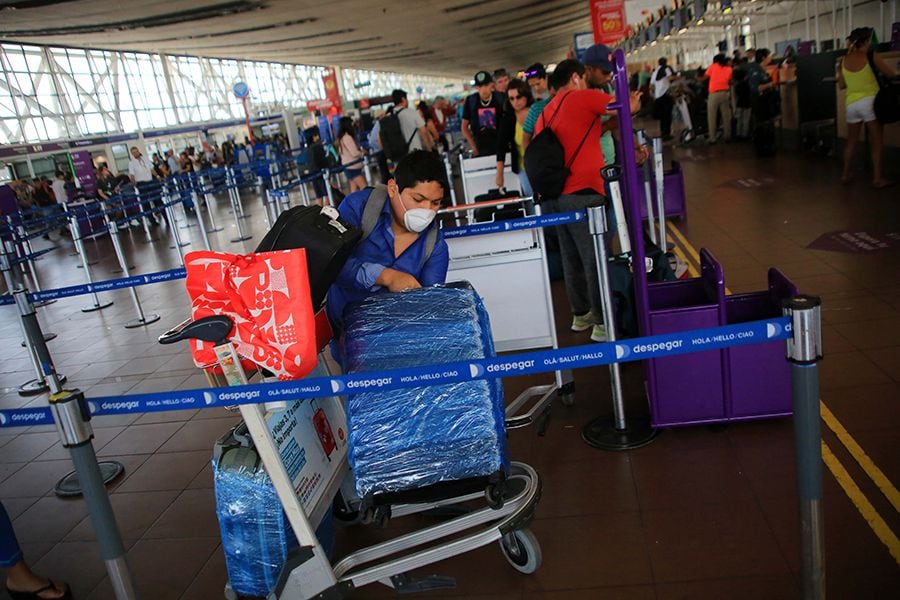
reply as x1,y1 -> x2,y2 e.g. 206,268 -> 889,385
637,159 -> 687,221
644,249 -> 798,427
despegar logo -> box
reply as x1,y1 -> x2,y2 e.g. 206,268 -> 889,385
632,340 -> 683,354
345,377 -> 393,390
217,390 -> 262,402
486,360 -> 535,373
100,400 -> 140,412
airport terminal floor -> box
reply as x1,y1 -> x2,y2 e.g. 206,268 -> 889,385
0,137 -> 898,599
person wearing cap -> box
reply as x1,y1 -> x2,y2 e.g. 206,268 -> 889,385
493,68 -> 510,93
462,71 -> 506,156
524,63 -> 550,101
532,57 -> 641,342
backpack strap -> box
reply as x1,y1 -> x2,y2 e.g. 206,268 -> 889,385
539,91 -> 571,130
565,120 -> 597,170
360,184 -> 388,241
422,225 -> 438,266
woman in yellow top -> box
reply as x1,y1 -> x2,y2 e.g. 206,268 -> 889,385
837,27 -> 897,188
496,78 -> 535,197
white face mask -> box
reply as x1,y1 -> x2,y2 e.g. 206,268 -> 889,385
397,189 -> 437,233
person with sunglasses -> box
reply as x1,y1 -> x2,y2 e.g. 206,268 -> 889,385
524,63 -> 550,100
495,78 -> 535,196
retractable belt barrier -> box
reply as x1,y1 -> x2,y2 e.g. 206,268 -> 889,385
0,211 -> 586,307
0,316 -> 792,428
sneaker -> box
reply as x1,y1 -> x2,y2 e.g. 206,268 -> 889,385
590,324 -> 608,342
571,313 -> 594,332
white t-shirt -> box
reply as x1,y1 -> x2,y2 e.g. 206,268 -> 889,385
651,66 -> 674,99
51,179 -> 67,203
128,156 -> 154,182
397,107 -> 426,151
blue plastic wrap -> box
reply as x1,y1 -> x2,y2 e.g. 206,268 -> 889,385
342,284 -> 509,499
213,449 -> 335,597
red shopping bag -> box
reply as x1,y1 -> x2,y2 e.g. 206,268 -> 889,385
184,249 -> 317,380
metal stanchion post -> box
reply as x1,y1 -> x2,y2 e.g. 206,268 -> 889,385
784,295 -> 825,600
134,188 -> 159,243
636,131 -> 657,245
443,152 -> 457,206
263,189 -> 276,229
12,285 -> 135,599
162,185 -> 188,260
190,189 -> 212,251
323,171 -> 334,207
14,223 -> 56,307
581,180 -> 657,451
67,212 -> 114,313
199,175 -> 224,234
363,156 -> 373,186
1,242 -> 66,395
229,168 -> 249,219
652,137 -> 667,252
108,220 -> 161,328
299,179 -> 311,207
226,169 -> 252,243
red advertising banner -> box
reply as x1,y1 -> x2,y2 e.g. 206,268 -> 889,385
590,0 -> 628,45
322,67 -> 343,114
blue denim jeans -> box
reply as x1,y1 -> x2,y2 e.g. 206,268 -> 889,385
0,502 -> 23,568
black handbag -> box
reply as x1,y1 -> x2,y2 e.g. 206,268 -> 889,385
868,51 -> 900,124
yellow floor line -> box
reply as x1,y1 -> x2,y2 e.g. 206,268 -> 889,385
664,219 -> 900,554
672,245 -> 699,277
820,402 -> 900,513
822,442 -> 900,564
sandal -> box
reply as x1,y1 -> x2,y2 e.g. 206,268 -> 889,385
872,179 -> 894,189
6,580 -> 72,600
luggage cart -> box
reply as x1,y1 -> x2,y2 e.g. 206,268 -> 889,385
458,154 -> 514,205
159,310 -> 542,599
440,197 -> 575,435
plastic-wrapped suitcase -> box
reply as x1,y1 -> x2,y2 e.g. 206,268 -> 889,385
341,283 -> 509,506
213,422 -> 335,598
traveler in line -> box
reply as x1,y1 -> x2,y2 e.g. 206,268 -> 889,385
389,89 -> 433,154
650,57 -> 677,140
335,117 -> 368,192
493,68 -> 510,93
495,78 -> 535,196
524,63 -> 550,101
2,501 -> 72,599
415,100 -> 441,150
837,27 -> 896,188
461,71 -> 505,156
533,56 -> 641,342
128,146 -> 164,226
703,54 -> 733,144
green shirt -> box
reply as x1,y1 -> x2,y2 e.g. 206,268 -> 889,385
523,98 -> 552,136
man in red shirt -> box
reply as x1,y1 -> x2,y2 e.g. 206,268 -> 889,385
704,54 -> 734,143
534,51 -> 640,341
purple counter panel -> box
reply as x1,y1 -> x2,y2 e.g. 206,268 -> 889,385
723,269 -> 798,420
638,160 -> 687,221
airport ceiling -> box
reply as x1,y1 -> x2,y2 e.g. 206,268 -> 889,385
0,0 -> 614,79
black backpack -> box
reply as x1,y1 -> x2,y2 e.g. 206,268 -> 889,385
379,108 -> 416,161
524,92 -> 596,201
255,205 -> 362,310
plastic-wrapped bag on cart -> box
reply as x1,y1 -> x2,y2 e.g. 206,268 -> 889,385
341,283 -> 509,501
213,446 -> 334,597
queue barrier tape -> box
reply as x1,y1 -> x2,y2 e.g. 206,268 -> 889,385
0,317 -> 793,429
0,212 -> 585,307
0,267 -> 186,306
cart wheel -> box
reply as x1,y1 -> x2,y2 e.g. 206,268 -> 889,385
485,483 -> 505,510
332,494 -> 361,526
224,582 -> 238,600
500,529 -> 542,574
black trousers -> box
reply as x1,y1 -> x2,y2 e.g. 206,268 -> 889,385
654,94 -> 674,137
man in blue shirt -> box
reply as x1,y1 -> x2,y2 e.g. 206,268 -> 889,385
326,150 -> 450,333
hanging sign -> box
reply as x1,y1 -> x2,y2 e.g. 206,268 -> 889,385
590,0 -> 628,45
322,68 -> 343,113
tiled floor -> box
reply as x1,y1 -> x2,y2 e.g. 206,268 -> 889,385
1,137 -> 898,599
